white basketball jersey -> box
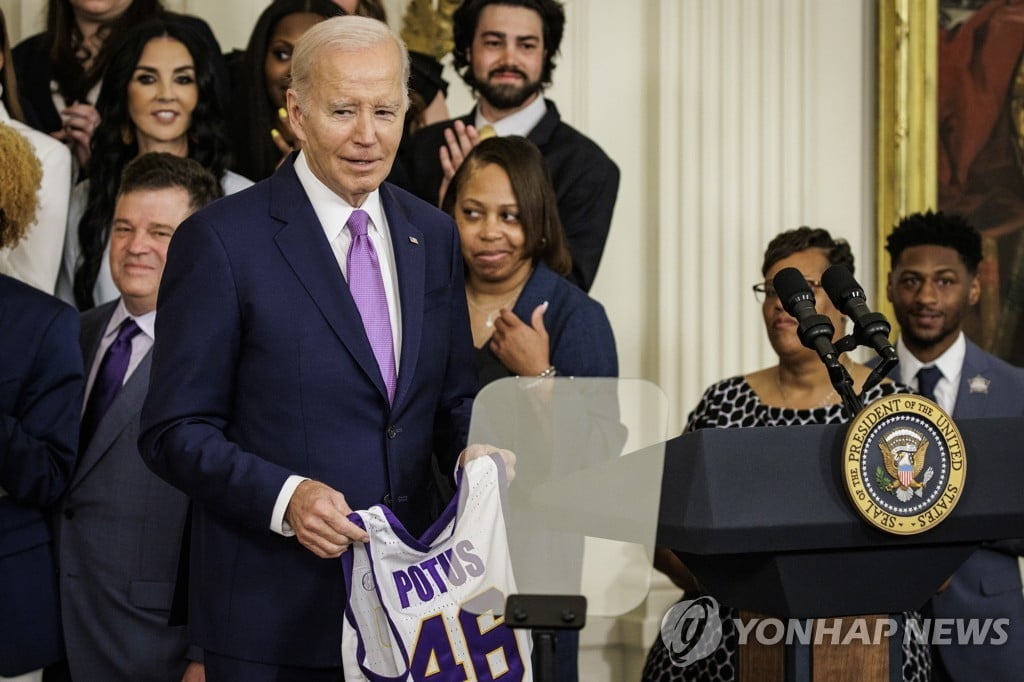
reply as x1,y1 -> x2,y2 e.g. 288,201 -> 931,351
341,454 -> 533,681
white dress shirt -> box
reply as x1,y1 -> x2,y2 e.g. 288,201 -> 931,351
293,151 -> 402,363
270,152 -> 404,536
895,331 -> 966,415
473,94 -> 547,137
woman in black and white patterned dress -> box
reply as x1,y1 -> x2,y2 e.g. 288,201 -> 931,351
642,227 -> 928,682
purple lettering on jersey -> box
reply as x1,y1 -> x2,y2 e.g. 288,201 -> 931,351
458,589 -> 526,681
410,613 -> 468,680
456,540 -> 485,578
438,548 -> 467,587
408,565 -> 435,603
393,570 -> 414,609
421,556 -> 449,596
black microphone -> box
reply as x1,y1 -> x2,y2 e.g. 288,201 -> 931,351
772,267 -> 839,365
821,265 -> 898,362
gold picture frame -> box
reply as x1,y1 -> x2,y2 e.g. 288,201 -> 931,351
875,0 -> 938,320
878,1 -> 1024,362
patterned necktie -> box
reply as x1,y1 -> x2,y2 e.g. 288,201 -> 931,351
346,209 -> 396,403
80,318 -> 141,448
916,365 -> 943,402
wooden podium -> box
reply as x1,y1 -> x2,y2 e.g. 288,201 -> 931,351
657,418 -> 1024,681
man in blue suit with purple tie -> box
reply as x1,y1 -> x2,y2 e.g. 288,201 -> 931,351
139,16 -> 499,680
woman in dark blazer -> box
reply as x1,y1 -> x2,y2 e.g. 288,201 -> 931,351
442,136 -> 617,682
442,135 -> 617,387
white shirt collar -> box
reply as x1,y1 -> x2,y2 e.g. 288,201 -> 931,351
106,298 -> 156,340
896,331 -> 965,384
896,331 -> 966,415
294,151 -> 386,241
474,95 -> 547,138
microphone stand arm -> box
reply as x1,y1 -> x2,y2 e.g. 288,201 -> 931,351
862,353 -> 898,394
823,353 -> 862,419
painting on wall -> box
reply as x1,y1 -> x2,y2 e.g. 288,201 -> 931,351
878,0 -> 1024,366
937,0 -> 1024,363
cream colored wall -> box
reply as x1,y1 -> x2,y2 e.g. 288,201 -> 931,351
3,1 -> 876,679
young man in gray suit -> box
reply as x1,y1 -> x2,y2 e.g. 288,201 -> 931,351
53,153 -> 221,682
885,210 -> 1024,681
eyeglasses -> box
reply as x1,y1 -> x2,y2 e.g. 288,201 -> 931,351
752,278 -> 822,303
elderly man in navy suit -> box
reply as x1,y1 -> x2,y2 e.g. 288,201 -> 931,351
139,16 -> 508,680
54,153 -> 221,682
884,210 -> 1024,681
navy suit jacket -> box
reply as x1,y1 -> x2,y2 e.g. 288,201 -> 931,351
404,100 -> 620,292
475,262 -> 618,386
139,157 -> 476,667
54,301 -> 191,680
884,337 -> 1024,680
0,274 -> 82,675
880,337 -> 1024,418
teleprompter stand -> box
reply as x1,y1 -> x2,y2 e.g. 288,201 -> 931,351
505,594 -> 587,682
468,378 -> 668,682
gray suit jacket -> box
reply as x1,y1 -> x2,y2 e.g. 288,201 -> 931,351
54,301 -> 190,681
887,338 -> 1024,680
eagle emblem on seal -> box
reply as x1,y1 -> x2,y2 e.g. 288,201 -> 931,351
878,428 -> 935,502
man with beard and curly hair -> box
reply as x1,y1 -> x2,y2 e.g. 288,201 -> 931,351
405,0 -> 619,293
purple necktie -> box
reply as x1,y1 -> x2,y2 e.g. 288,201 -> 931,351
346,209 -> 396,403
80,318 -> 141,448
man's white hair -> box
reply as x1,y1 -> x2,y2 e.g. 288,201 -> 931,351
291,15 -> 410,110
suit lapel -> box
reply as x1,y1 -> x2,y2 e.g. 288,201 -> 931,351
953,340 -> 990,419
70,352 -> 151,490
382,185 -> 425,408
271,161 -> 390,404
69,302 -> 118,489
79,302 -> 117,375
526,100 -> 559,148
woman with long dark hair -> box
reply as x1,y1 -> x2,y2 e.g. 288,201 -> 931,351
59,17 -> 249,309
227,0 -> 345,182
13,0 -> 226,170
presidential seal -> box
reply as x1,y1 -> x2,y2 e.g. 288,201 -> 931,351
843,394 -> 966,535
